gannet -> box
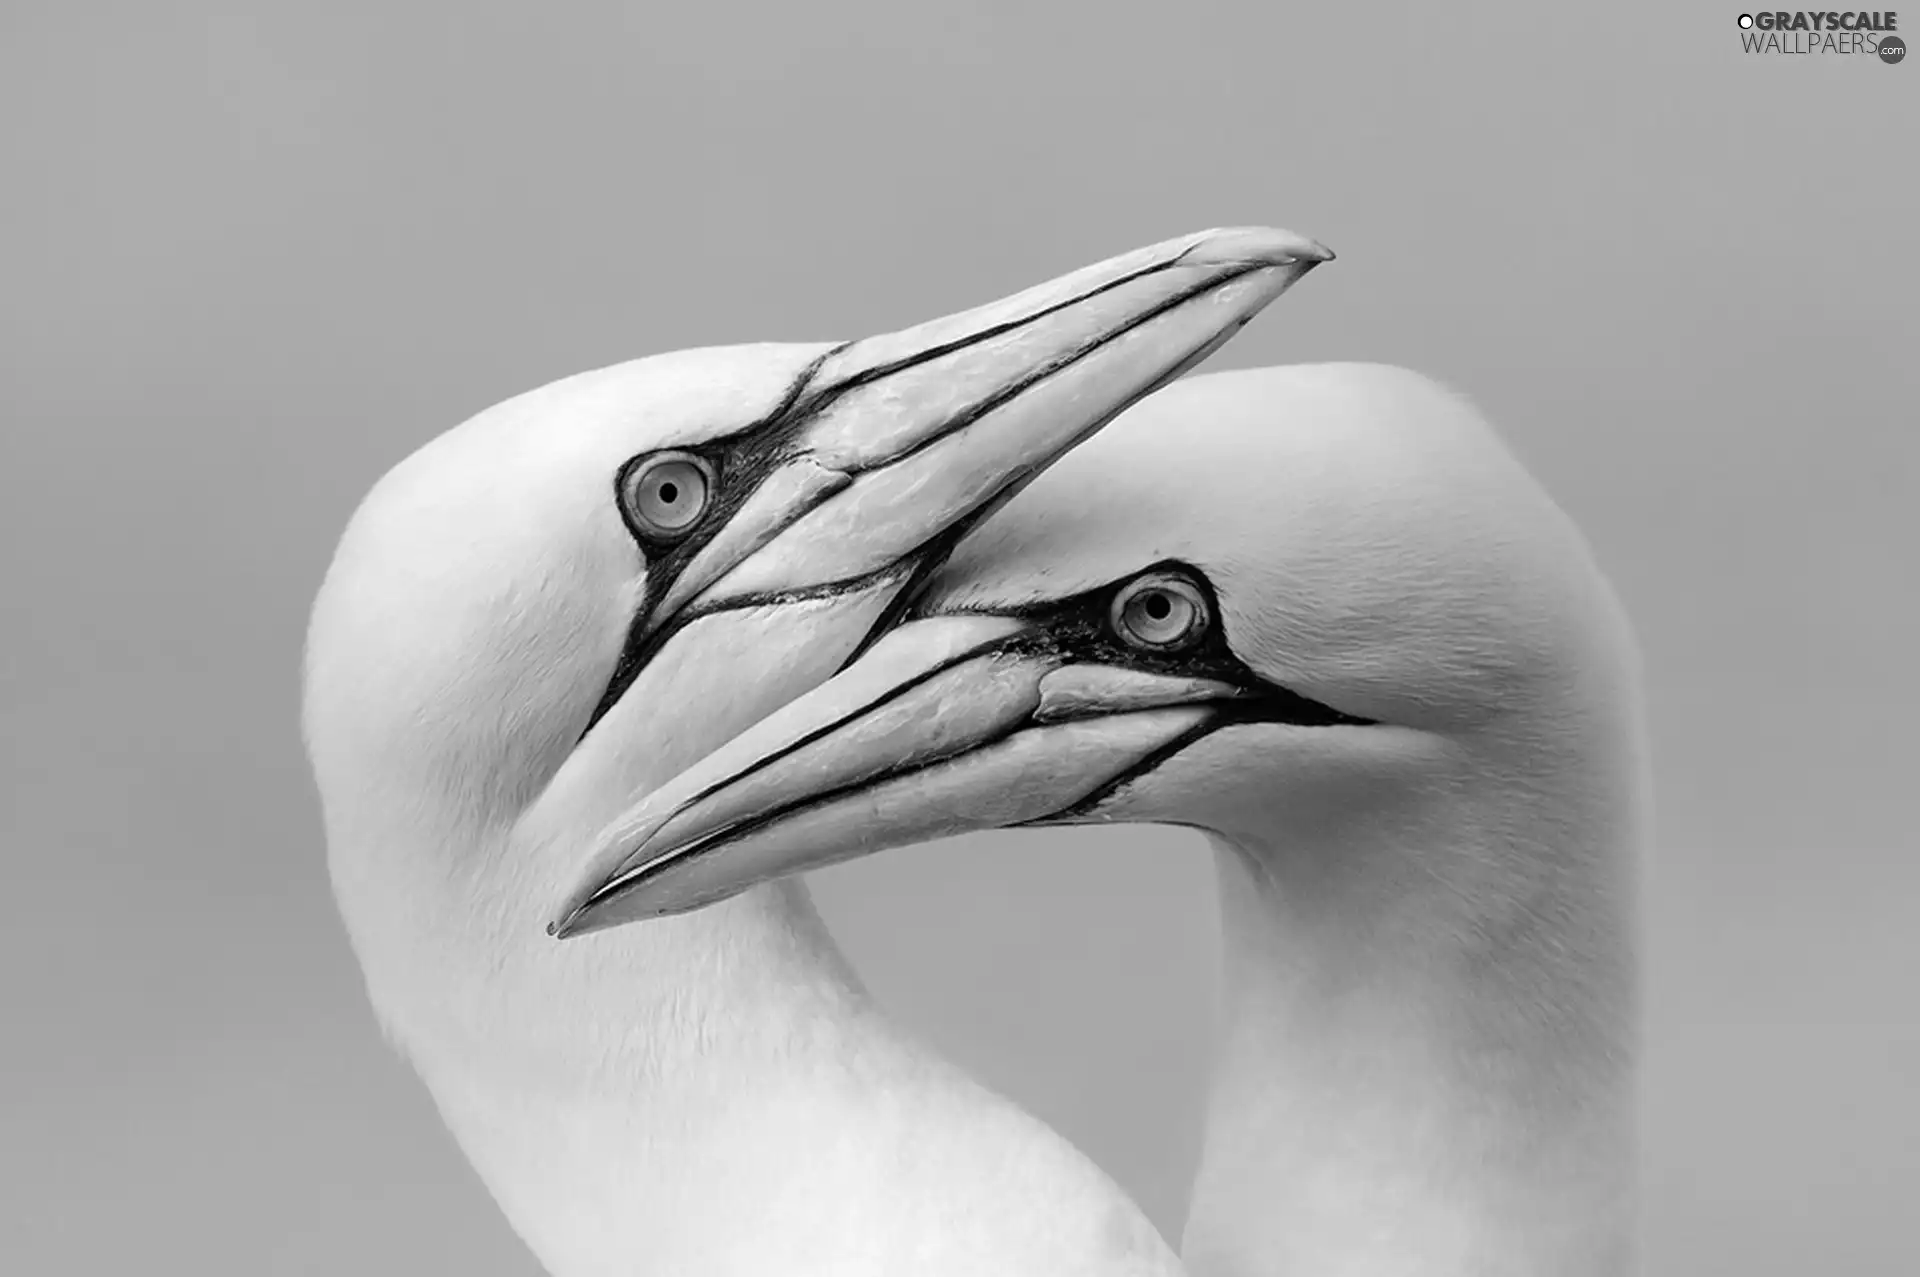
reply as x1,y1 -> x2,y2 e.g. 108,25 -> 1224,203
561,364 -> 1648,1277
302,229 -> 1333,1277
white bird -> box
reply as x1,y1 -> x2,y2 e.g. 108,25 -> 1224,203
302,229 -> 1331,1277
563,363 -> 1648,1277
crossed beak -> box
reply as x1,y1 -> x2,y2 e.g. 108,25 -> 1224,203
555,226 -> 1337,927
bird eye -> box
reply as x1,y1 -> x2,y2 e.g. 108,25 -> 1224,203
622,453 -> 713,540
1109,574 -> 1209,651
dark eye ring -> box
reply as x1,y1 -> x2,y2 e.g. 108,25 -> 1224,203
1109,573 -> 1209,651
621,452 -> 714,541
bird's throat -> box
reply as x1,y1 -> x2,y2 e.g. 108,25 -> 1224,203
379,877 -> 1183,1277
1182,745 -> 1643,1277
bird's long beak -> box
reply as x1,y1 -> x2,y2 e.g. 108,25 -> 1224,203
553,613 -> 1251,934
619,227 -> 1331,658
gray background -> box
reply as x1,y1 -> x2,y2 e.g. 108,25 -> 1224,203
4,2 -> 1915,1273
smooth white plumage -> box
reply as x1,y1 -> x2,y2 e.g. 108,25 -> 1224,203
302,229 -> 1329,1276
576,363 -> 1647,1277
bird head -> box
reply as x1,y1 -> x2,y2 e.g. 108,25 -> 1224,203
299,230 -> 1332,1020
553,363 -> 1646,930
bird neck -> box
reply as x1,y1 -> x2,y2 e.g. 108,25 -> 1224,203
355,866 -> 1180,1277
1181,725 -> 1645,1277
356,868 -> 836,1270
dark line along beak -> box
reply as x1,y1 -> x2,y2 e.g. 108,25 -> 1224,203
587,228 -> 1333,730
552,612 -> 1272,935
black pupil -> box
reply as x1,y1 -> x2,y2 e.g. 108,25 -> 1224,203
658,480 -> 680,504
1143,592 -> 1172,621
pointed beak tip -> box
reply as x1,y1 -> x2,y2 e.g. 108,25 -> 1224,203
1185,226 -> 1336,271
548,904 -> 590,940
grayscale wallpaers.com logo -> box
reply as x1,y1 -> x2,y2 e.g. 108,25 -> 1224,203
1737,11 -> 1905,59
